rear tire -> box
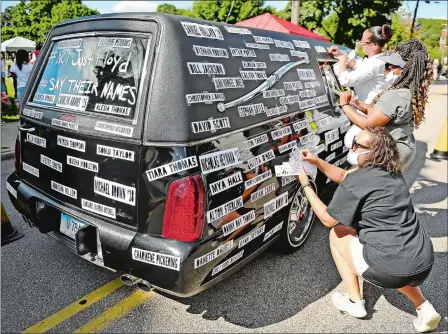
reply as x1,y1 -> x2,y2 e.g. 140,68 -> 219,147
273,180 -> 317,254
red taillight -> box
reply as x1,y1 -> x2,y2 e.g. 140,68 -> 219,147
162,175 -> 205,242
14,135 -> 21,174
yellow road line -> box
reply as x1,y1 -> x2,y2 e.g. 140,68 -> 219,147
22,278 -> 124,333
73,289 -> 155,333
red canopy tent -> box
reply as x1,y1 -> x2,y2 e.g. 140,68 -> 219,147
236,13 -> 330,42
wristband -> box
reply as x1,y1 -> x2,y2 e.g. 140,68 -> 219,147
302,184 -> 312,190
341,103 -> 350,107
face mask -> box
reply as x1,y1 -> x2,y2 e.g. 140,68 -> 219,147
347,149 -> 371,166
385,71 -> 399,84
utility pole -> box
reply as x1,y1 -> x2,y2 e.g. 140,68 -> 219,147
410,0 -> 431,39
291,0 -> 300,25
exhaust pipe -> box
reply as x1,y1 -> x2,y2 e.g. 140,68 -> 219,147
136,280 -> 152,292
120,274 -> 141,286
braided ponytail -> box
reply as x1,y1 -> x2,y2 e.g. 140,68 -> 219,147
370,40 -> 433,128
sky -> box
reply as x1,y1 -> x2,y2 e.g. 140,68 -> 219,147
1,0 -> 448,20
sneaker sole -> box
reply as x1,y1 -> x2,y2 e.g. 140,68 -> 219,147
414,314 -> 441,333
332,298 -> 367,318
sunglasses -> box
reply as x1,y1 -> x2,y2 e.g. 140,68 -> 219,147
352,136 -> 370,151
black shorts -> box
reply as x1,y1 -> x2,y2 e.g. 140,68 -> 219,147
361,266 -> 433,289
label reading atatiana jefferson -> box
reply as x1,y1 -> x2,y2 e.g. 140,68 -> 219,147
97,144 -> 134,162
212,250 -> 244,276
194,240 -> 234,269
132,248 -> 180,271
181,21 -> 224,40
191,117 -> 231,134
94,176 -> 136,206
57,135 -> 85,152
199,148 -> 242,174
264,192 -> 289,218
81,198 -> 116,219
206,196 -> 243,224
238,225 -> 265,248
222,210 -> 256,236
209,171 -> 243,196
51,180 -> 77,199
146,156 -> 198,182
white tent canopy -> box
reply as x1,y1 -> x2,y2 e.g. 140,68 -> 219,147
1,37 -> 36,52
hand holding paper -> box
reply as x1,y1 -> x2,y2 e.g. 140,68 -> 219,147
287,146 -> 318,180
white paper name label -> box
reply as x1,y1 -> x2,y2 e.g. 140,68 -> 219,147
238,103 -> 266,117
67,156 -> 99,173
212,250 -> 244,276
325,128 -> 340,145
207,196 -> 243,224
57,135 -> 85,152
94,103 -> 131,116
199,148 -> 242,174
186,92 -> 225,104
209,171 -> 243,196
40,154 -> 62,172
330,141 -> 342,151
293,119 -> 309,132
213,77 -> 245,90
191,117 -> 231,133
27,133 -> 46,148
244,134 -> 269,150
23,162 -> 39,177
56,93 -> 89,111
81,198 -> 116,219
146,156 -> 198,182
132,248 -> 181,271
51,118 -> 78,131
6,182 -> 17,199
263,221 -> 284,242
94,176 -> 136,206
245,170 -> 272,189
271,126 -> 292,140
181,21 -> 224,40
250,183 -> 276,202
264,192 -> 289,218
187,62 -> 226,75
238,225 -> 265,248
193,45 -> 229,58
97,145 -> 134,162
222,210 -> 256,236
247,150 -> 275,169
94,121 -> 134,138
23,108 -> 43,119
194,240 -> 234,269
51,180 -> 77,199
278,140 -> 297,154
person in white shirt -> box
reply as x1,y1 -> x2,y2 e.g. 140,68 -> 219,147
9,49 -> 33,104
330,24 -> 393,104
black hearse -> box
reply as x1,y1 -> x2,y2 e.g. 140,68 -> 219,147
6,13 -> 352,297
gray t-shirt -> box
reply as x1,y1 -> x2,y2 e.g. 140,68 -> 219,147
374,89 -> 414,148
327,167 -> 434,276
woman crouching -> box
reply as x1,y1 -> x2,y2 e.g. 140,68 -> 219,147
297,126 -> 440,333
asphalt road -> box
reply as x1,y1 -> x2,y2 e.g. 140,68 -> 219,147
1,82 -> 447,333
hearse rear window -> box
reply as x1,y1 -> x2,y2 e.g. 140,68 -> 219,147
31,35 -> 149,118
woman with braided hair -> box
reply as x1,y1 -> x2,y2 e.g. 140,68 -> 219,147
340,40 -> 433,169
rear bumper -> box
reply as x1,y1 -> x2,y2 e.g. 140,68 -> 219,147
6,173 -> 208,297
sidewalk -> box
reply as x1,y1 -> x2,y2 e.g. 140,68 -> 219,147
1,121 -> 18,160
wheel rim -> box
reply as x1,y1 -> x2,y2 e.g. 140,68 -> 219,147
287,187 -> 315,246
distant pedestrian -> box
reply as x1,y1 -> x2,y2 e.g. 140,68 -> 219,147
9,49 -> 33,105
30,42 -> 42,64
297,127 -> 441,333
1,53 -> 7,95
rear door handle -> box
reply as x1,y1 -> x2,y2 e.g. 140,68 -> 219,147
18,126 -> 35,132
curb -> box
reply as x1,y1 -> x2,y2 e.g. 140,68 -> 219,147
1,150 -> 15,161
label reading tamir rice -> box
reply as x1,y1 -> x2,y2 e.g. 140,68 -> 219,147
222,210 -> 256,236
212,250 -> 244,276
209,171 -> 243,196
207,196 -> 243,224
94,176 -> 136,206
94,121 -> 134,138
264,192 -> 289,218
132,248 -> 180,271
194,240 -> 234,269
199,148 -> 242,174
247,150 -> 275,169
146,156 -> 198,182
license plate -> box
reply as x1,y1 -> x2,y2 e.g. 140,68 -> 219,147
60,213 -> 87,239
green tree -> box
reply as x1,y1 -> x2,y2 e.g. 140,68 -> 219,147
417,18 -> 448,60
1,0 -> 99,43
277,0 -> 402,46
192,0 -> 275,24
157,3 -> 195,17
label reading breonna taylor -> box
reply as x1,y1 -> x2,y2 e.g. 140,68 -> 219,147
146,156 -> 198,182
132,248 -> 181,271
199,148 -> 242,174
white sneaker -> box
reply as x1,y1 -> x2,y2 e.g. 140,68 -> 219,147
413,300 -> 441,333
331,292 -> 367,318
